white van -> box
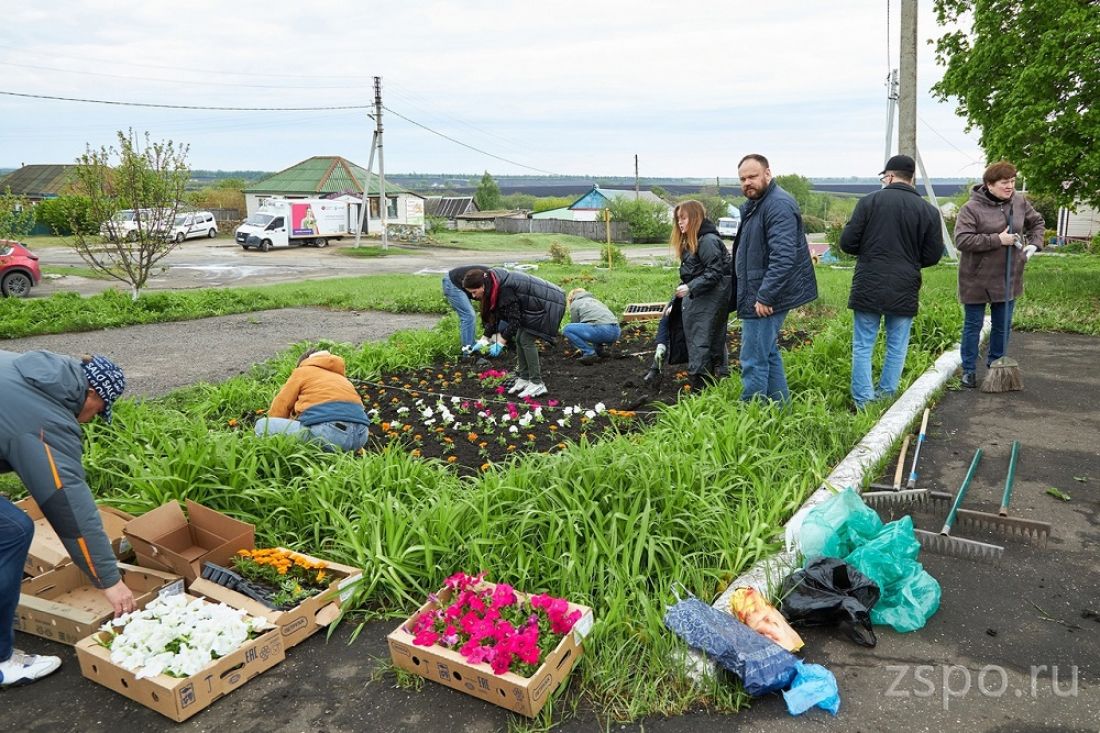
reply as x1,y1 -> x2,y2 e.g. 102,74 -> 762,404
717,216 -> 740,240
163,211 -> 218,242
100,208 -> 175,242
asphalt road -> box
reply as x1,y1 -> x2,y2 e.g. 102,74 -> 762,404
30,237 -> 672,297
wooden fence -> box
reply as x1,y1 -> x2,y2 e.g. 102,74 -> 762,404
494,217 -> 632,243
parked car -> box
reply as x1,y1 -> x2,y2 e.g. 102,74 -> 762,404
99,208 -> 175,242
0,240 -> 42,298
162,211 -> 218,243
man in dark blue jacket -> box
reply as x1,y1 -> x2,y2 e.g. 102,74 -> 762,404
734,154 -> 818,402
0,350 -> 136,686
840,155 -> 944,408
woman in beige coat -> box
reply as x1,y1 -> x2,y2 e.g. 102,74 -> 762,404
955,161 -> 1044,387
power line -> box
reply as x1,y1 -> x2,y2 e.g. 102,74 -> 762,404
0,59 -> 373,91
0,89 -> 560,174
382,105 -> 555,175
0,90 -> 372,111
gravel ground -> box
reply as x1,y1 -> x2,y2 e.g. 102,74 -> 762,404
0,308 -> 442,397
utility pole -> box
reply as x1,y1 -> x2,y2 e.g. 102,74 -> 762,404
898,0 -> 918,159
884,69 -> 899,164
634,154 -> 639,200
352,128 -> 378,248
374,76 -> 388,250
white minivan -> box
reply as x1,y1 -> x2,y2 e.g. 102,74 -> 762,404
164,211 -> 218,242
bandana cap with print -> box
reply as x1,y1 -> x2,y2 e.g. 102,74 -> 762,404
81,354 -> 126,424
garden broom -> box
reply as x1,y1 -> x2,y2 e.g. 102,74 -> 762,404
981,234 -> 1023,392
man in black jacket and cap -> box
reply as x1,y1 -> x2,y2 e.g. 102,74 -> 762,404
840,154 -> 944,409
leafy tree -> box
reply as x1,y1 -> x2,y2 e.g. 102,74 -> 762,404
34,195 -> 98,236
474,171 -> 502,211
932,0 -> 1100,208
0,188 -> 36,238
774,173 -> 813,211
68,130 -> 190,300
607,198 -> 672,243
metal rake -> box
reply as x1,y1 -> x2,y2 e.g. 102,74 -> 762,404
953,441 -> 1051,545
914,448 -> 1005,564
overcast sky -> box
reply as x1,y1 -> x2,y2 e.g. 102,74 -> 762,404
1,1 -> 987,180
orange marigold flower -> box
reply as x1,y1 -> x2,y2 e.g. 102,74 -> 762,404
447,456 -> 457,463
411,449 -> 421,457
227,418 -> 238,427
480,462 -> 491,471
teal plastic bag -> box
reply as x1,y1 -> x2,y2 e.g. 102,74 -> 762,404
799,488 -> 882,560
782,661 -> 840,716
799,490 -> 941,632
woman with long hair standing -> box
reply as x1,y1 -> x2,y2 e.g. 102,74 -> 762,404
671,200 -> 732,390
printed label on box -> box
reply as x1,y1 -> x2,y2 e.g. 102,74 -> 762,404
572,609 -> 595,644
159,579 -> 185,598
337,575 -> 357,604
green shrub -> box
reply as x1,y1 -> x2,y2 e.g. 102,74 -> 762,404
599,243 -> 627,267
34,195 -> 99,236
607,198 -> 672,243
547,240 -> 572,265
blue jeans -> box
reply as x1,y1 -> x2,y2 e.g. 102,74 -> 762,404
960,300 -> 1015,373
563,323 -> 621,356
851,311 -> 914,407
442,276 -> 477,348
0,498 -> 34,662
255,417 -> 369,452
739,310 -> 790,402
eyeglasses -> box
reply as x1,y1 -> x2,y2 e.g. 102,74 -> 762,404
879,174 -> 893,184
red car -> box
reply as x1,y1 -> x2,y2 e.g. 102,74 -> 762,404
0,240 -> 42,297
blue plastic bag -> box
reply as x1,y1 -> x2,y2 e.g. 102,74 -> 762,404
664,594 -> 799,697
782,661 -> 840,716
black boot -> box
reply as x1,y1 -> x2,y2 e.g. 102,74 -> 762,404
643,362 -> 662,386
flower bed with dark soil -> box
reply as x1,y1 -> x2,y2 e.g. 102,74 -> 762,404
353,324 -> 809,473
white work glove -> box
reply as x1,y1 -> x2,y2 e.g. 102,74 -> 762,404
1023,244 -> 1038,260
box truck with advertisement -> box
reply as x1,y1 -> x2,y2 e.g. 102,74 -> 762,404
235,198 -> 354,251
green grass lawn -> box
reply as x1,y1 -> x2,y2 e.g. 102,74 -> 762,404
421,229 -> 649,253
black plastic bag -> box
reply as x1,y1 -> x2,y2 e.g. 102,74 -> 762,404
779,557 -> 880,647
664,592 -> 799,696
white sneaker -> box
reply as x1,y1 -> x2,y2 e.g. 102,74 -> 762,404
0,650 -> 62,686
507,378 -> 531,394
518,382 -> 547,398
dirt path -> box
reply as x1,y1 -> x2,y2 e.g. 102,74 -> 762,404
0,308 -> 441,397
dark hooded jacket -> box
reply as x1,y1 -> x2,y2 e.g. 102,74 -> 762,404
0,350 -> 120,588
840,181 -> 944,316
955,185 -> 1044,304
679,219 -> 731,296
734,181 -> 818,318
484,268 -> 566,342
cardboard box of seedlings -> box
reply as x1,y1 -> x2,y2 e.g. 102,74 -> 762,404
123,499 -> 254,583
16,496 -> 134,577
387,581 -> 595,718
189,548 -> 363,649
15,562 -> 182,645
75,593 -> 285,722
